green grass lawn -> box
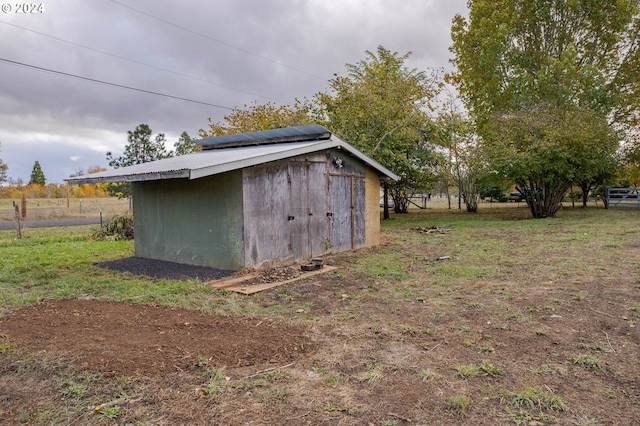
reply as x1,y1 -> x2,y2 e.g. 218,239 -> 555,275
0,225 -> 213,308
1,205 -> 637,311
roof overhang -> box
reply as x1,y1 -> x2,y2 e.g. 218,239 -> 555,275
66,132 -> 399,185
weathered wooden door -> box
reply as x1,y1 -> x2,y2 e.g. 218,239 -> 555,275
329,175 -> 366,252
288,161 -> 329,259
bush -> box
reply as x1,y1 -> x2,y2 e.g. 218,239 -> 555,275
92,214 -> 134,240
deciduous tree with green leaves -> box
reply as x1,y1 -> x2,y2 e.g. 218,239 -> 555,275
29,160 -> 46,186
435,103 -> 487,213
173,131 -> 199,156
105,124 -> 173,198
199,101 -> 313,137
451,0 -> 639,217
315,46 -> 442,213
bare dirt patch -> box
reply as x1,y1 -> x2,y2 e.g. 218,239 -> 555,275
0,299 -> 311,376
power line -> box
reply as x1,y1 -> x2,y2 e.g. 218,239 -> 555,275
108,0 -> 326,81
0,57 -> 235,110
0,20 -> 283,103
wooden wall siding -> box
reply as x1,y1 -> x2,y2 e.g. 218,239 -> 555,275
289,160 -> 331,258
132,171 -> 244,270
328,174 -> 366,252
328,175 -> 351,253
243,154 -> 331,269
326,149 -> 365,177
243,162 -> 290,268
353,177 -> 366,248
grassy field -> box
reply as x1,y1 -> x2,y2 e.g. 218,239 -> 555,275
0,197 -> 129,221
0,204 -> 639,425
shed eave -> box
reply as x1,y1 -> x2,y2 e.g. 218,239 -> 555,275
66,170 -> 190,184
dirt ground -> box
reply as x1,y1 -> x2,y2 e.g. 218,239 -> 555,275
0,299 -> 312,376
1,228 -> 639,425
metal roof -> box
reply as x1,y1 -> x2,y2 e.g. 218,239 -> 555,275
66,132 -> 399,184
199,124 -> 332,150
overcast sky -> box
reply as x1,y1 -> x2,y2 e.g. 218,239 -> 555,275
0,0 -> 468,184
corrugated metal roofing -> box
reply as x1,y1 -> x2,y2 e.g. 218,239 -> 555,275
199,124 -> 331,150
66,131 -> 399,184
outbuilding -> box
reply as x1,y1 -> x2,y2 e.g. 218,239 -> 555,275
68,125 -> 398,271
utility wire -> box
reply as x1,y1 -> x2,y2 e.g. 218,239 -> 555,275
108,0 -> 326,81
0,20 -> 283,103
0,57 -> 235,110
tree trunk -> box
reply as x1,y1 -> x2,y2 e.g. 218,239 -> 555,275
465,194 -> 478,213
383,181 -> 390,220
520,182 -> 569,218
579,182 -> 590,208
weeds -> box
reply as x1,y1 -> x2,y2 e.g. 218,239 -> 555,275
99,406 -> 121,419
263,370 -> 289,382
453,364 -> 480,378
61,380 -> 86,398
324,376 -> 339,387
445,395 -> 469,415
202,367 -> 229,402
312,367 -> 329,375
419,369 -> 440,381
570,354 -> 602,371
501,408 -> 554,425
91,214 -> 134,241
501,387 -> 567,412
628,302 -> 640,313
479,360 -> 503,376
362,366 -> 383,384
479,344 -> 495,353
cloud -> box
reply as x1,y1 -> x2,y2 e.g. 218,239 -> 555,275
0,0 -> 468,183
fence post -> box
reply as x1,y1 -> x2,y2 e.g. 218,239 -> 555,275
13,201 -> 22,239
21,195 -> 27,219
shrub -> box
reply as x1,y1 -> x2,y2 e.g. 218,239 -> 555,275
92,214 -> 134,240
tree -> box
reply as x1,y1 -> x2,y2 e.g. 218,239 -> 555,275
199,101 -> 313,137
484,104 -> 620,216
450,0 -> 639,217
0,144 -> 7,184
29,160 -> 46,186
315,46 -> 442,214
106,124 -> 173,198
435,104 -> 486,213
107,124 -> 172,168
173,131 -> 200,156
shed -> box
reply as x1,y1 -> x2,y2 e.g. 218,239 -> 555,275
67,125 -> 399,271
